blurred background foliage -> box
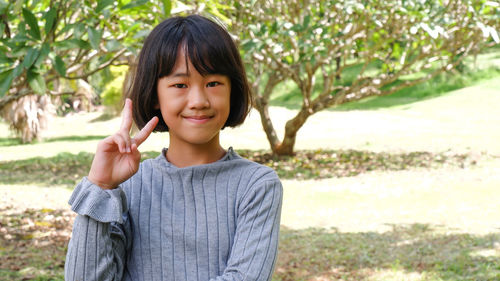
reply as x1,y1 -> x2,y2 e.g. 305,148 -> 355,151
0,0 -> 498,154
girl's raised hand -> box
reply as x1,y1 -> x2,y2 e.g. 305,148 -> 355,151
88,98 -> 159,189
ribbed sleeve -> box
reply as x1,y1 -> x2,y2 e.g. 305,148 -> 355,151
65,148 -> 283,281
65,178 -> 131,281
68,177 -> 128,223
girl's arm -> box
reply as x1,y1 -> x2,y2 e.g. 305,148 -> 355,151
212,178 -> 283,281
65,99 -> 158,280
64,178 -> 131,280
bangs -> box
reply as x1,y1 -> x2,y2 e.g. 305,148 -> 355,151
157,17 -> 235,78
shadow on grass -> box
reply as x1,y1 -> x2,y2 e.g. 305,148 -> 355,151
0,135 -> 107,147
1,205 -> 498,281
42,135 -> 107,143
275,224 -> 500,281
0,152 -> 95,188
0,151 -> 160,188
0,207 -> 71,281
0,150 -> 476,188
0,137 -> 23,147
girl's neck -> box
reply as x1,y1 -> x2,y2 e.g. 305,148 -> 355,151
165,136 -> 226,168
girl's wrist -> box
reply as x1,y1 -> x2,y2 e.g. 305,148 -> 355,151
87,175 -> 118,190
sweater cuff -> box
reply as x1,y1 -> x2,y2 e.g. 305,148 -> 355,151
68,177 -> 128,223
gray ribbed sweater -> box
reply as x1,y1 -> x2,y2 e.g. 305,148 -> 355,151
65,148 -> 283,281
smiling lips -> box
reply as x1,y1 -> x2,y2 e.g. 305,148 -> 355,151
183,114 -> 214,124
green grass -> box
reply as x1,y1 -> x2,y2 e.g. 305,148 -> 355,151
0,149 -> 478,188
0,152 -> 94,187
0,208 -> 68,281
0,137 -> 22,147
274,225 -> 500,281
0,135 -> 107,147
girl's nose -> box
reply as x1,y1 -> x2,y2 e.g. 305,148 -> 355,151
187,87 -> 210,109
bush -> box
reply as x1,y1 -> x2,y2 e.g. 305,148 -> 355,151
100,66 -> 128,115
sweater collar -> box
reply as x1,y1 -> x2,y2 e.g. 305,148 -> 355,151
156,147 -> 239,169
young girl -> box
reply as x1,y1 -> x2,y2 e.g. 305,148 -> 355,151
64,15 -> 283,281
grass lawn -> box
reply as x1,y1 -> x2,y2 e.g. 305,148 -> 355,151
0,74 -> 499,279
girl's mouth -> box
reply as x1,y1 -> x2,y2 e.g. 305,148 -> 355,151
183,115 -> 213,124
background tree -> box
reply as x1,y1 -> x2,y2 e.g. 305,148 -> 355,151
228,0 -> 499,155
0,0 -> 173,142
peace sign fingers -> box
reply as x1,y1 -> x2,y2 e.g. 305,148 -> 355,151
132,116 -> 159,149
88,98 -> 159,189
120,98 -> 134,133
120,98 -> 159,152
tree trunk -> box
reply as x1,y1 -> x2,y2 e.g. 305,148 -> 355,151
274,107 -> 311,156
1,93 -> 53,143
255,96 -> 281,153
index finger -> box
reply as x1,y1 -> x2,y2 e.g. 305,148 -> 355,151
120,98 -> 133,132
132,116 -> 159,147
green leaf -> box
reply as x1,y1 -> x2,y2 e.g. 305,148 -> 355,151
96,0 -> 114,13
54,55 -> 66,76
23,47 -> 39,69
133,29 -> 150,39
59,23 -> 75,36
0,1 -> 8,14
0,69 -> 14,97
162,0 -> 171,17
73,23 -> 86,40
88,27 -> 102,49
121,0 -> 148,10
241,40 -> 257,52
0,51 -> 12,64
13,0 -> 23,14
27,69 -> 46,94
22,8 -> 41,40
105,39 -> 121,52
11,33 -> 31,43
0,23 -> 4,38
0,64 -> 23,97
58,39 -> 91,50
303,15 -> 311,29
12,63 -> 23,78
34,43 -> 50,67
44,8 -> 57,35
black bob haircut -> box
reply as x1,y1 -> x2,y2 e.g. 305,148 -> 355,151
127,15 -> 252,132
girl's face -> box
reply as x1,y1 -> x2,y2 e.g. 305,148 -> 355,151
156,53 -> 231,148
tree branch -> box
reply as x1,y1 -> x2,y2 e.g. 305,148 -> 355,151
64,48 -> 127,80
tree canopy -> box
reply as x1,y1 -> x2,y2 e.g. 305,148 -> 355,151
1,0 -> 499,150
0,0 -> 172,141
229,0 -> 499,154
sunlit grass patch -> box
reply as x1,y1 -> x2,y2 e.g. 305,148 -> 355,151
273,226 -> 500,281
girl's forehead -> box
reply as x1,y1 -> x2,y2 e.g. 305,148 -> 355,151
169,50 -> 193,76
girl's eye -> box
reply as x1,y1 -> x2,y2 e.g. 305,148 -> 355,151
173,84 -> 187,88
207,81 -> 220,88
